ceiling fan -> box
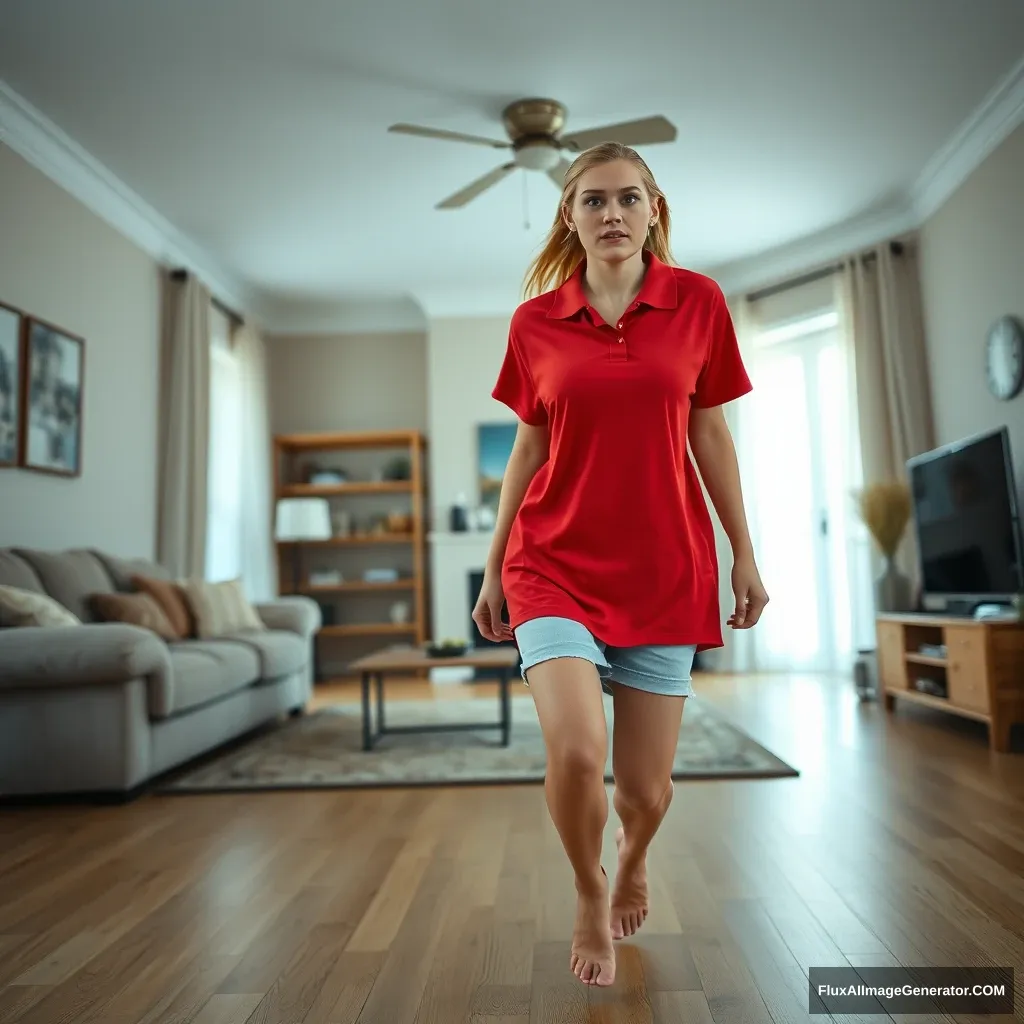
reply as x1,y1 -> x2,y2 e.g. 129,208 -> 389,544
388,98 -> 677,209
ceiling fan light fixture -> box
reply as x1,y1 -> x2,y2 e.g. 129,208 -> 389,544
514,139 -> 563,172
391,97 -> 674,209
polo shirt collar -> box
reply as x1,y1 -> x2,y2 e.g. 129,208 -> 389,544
547,250 -> 678,319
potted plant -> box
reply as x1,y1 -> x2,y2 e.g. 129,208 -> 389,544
855,480 -> 913,613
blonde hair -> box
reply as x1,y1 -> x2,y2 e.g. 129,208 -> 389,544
523,142 -> 674,298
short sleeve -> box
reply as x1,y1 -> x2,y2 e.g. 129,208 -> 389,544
491,324 -> 547,425
691,286 -> 753,408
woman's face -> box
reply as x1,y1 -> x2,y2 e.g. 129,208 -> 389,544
564,159 -> 657,265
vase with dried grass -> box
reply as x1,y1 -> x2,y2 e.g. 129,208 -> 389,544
854,481 -> 913,613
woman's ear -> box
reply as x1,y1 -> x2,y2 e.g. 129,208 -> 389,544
561,204 -> 575,233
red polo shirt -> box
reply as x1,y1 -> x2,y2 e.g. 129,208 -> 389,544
491,251 -> 752,652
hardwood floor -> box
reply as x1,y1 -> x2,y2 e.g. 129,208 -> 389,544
1,671 -> 1023,1023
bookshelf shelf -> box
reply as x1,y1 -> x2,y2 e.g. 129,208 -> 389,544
280,481 -> 413,498
320,623 -> 418,638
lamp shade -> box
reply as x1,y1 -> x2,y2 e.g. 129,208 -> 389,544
275,498 -> 332,541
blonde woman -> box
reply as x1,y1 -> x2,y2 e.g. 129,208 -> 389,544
473,143 -> 767,987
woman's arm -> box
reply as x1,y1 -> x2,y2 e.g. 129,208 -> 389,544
473,420 -> 548,642
688,405 -> 768,628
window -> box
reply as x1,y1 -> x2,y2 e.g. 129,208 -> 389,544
205,308 -> 243,582
742,306 -> 875,672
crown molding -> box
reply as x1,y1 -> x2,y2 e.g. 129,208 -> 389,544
0,79 -> 263,323
704,199 -> 919,300
261,295 -> 427,336
911,53 -> 1024,223
705,54 -> 1024,301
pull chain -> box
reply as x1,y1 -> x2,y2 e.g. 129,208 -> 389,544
522,170 -> 530,231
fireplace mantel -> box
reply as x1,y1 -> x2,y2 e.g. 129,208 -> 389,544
428,530 -> 495,682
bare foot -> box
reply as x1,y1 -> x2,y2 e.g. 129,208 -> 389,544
610,826 -> 648,940
570,870 -> 616,986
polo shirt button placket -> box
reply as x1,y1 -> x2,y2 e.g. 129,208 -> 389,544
611,322 -> 627,361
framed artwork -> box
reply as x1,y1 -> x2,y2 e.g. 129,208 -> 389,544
477,422 -> 517,511
0,302 -> 24,468
21,317 -> 85,477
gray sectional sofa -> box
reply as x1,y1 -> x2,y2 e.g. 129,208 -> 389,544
0,547 -> 320,799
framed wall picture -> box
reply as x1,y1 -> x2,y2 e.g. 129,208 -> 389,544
21,317 -> 85,477
0,301 -> 25,468
477,422 -> 517,511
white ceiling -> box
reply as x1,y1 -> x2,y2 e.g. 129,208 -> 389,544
1,0 -> 1023,331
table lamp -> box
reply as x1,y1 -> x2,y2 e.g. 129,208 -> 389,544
275,497 -> 332,591
275,497 -> 332,541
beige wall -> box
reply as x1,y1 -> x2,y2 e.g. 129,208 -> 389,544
918,122 -> 1024,485
0,144 -> 161,557
266,331 -> 427,438
426,316 -> 513,531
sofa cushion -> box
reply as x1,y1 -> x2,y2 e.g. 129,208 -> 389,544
162,640 -> 261,717
11,548 -> 115,622
0,551 -> 46,594
89,591 -> 178,641
220,629 -> 307,679
131,575 -> 194,639
180,578 -> 266,638
0,585 -> 81,628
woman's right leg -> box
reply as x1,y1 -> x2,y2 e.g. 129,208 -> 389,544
525,653 -> 616,987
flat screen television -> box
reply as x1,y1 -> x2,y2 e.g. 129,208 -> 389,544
907,426 -> 1024,612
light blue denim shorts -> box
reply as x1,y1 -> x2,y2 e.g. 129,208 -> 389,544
514,616 -> 696,697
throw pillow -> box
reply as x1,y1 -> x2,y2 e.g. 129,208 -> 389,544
90,591 -> 178,641
180,578 -> 266,639
0,585 -> 80,628
130,574 -> 194,638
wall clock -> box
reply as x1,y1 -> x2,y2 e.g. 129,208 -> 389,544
986,315 -> 1024,401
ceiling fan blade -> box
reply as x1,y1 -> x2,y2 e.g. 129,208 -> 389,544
548,158 -> 573,190
560,115 -> 677,151
388,123 -> 512,149
436,162 -> 517,209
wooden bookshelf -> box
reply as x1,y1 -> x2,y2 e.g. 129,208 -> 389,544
273,429 -> 429,679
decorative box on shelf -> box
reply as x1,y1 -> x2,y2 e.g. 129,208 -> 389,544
309,569 -> 344,586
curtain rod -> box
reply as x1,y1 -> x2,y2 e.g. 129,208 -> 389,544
744,240 -> 904,304
169,268 -> 244,328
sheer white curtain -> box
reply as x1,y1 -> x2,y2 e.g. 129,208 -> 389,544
235,322 -> 276,602
706,285 -> 874,674
205,316 -> 276,600
205,310 -> 243,583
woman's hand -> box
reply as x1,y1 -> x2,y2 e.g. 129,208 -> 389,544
729,553 -> 768,629
472,570 -> 514,642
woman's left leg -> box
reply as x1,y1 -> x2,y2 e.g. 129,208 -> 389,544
608,684 -> 686,939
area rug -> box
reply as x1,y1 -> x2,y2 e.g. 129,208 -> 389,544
157,695 -> 798,793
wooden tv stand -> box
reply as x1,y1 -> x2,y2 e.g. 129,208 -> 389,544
876,612 -> 1024,752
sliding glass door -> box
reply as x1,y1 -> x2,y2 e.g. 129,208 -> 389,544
743,312 -> 874,673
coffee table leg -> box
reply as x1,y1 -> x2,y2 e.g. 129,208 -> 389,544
376,672 -> 386,734
361,671 -> 373,751
500,668 -> 511,746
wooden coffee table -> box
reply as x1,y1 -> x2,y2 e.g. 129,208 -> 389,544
348,644 -> 521,751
